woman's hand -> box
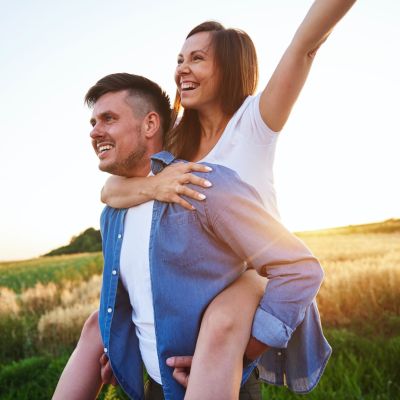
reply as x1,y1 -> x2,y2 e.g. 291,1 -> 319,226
101,162 -> 212,209
153,162 -> 212,210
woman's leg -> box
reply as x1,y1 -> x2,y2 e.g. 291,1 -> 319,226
184,270 -> 267,400
52,310 -> 104,400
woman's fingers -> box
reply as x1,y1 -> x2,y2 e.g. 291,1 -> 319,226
170,161 -> 212,177
176,185 -> 206,200
173,195 -> 196,211
155,162 -> 212,207
184,162 -> 213,173
171,184 -> 207,209
180,173 -> 212,189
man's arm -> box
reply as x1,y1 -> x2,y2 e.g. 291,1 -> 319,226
203,167 -> 324,350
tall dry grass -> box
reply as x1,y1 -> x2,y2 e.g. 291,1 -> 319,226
37,275 -> 101,351
1,272 -> 102,357
300,232 -> 400,328
0,287 -> 20,316
19,282 -> 59,314
2,231 -> 398,356
59,274 -> 101,307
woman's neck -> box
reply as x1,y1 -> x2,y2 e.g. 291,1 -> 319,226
190,109 -> 231,162
198,108 -> 230,140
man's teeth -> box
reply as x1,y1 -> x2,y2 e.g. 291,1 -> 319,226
181,82 -> 198,91
98,145 -> 113,153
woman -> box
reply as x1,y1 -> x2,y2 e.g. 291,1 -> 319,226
53,1 -> 356,399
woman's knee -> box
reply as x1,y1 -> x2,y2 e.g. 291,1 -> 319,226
199,273 -> 267,348
200,306 -> 239,347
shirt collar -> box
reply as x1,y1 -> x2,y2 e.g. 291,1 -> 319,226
150,151 -> 176,175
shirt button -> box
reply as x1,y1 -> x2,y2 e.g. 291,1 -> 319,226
107,307 -> 112,313
112,269 -> 117,275
117,234 -> 122,239
277,351 -> 282,356
104,347 -> 108,353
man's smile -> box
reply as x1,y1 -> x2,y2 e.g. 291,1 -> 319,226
96,142 -> 114,158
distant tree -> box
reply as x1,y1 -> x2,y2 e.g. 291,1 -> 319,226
44,228 -> 102,256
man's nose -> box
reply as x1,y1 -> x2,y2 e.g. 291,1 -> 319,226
90,124 -> 104,139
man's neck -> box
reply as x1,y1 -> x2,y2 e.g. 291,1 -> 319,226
126,145 -> 163,177
125,161 -> 151,178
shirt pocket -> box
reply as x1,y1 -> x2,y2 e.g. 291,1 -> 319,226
160,211 -> 207,267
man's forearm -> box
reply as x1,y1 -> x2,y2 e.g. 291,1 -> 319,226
251,257 -> 323,348
204,169 -> 324,349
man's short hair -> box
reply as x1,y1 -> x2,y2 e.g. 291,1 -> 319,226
85,73 -> 171,135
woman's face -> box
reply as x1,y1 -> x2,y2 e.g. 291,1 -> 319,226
175,31 -> 221,112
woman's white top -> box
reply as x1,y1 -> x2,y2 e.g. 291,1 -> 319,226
200,93 -> 280,220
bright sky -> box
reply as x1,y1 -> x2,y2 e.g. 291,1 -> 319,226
1,0 -> 399,261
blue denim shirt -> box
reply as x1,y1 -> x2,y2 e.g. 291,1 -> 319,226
99,151 -> 332,400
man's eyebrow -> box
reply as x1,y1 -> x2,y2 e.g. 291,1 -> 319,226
89,111 -> 115,125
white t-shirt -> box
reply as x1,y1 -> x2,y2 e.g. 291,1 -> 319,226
120,93 -> 279,384
200,93 -> 280,220
119,199 -> 162,383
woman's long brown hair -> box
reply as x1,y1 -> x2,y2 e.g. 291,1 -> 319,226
164,21 -> 259,160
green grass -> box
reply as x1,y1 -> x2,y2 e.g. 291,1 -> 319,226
0,316 -> 38,364
261,329 -> 400,400
0,253 -> 103,365
0,355 -> 69,400
0,253 -> 103,292
0,329 -> 398,399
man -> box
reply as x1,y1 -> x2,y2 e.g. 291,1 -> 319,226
87,73 -> 330,400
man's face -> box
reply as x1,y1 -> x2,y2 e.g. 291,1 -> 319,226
90,90 -> 147,176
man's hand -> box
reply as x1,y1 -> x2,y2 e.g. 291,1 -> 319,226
100,353 -> 119,386
166,356 -> 193,388
244,336 -> 269,362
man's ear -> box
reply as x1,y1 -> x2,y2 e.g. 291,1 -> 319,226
142,112 -> 161,138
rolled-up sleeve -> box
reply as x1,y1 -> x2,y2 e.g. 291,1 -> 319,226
251,257 -> 323,347
203,166 -> 324,348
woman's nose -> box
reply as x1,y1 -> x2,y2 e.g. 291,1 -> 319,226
177,60 -> 189,75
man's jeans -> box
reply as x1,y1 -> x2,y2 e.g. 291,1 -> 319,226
144,369 -> 262,400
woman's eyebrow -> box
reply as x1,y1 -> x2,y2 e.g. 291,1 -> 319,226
178,48 -> 209,57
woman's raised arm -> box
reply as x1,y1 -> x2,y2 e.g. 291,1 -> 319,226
101,162 -> 213,209
260,0 -> 356,132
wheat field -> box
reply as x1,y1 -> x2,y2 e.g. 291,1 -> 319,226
2,232 -> 399,336
0,227 -> 399,399
299,232 -> 400,328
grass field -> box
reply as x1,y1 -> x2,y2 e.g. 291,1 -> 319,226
0,221 -> 399,399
